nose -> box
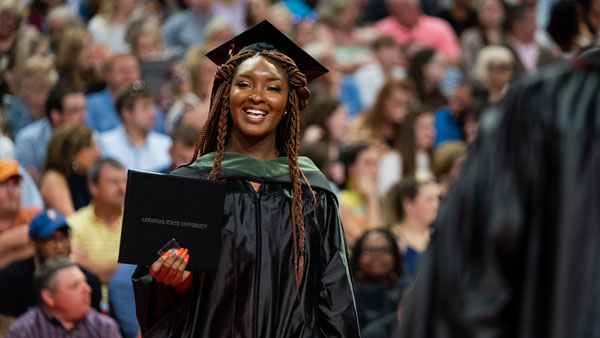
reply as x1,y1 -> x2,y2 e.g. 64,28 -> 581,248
248,91 -> 264,104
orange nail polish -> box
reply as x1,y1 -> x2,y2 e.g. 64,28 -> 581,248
162,251 -> 170,260
176,248 -> 184,256
182,248 -> 189,255
184,254 -> 189,261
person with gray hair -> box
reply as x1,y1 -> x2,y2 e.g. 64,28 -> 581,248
68,158 -> 126,289
46,5 -> 83,53
473,45 -> 514,102
5,257 -> 121,337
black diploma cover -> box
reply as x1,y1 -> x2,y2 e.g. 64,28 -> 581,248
118,170 -> 226,270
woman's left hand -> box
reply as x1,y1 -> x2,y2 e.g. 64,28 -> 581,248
150,248 -> 193,292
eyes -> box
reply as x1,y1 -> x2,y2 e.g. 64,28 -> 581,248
235,81 -> 282,93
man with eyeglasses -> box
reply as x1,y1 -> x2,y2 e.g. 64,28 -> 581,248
14,84 -> 87,183
0,209 -> 101,331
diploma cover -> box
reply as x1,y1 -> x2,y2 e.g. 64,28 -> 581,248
118,170 -> 226,270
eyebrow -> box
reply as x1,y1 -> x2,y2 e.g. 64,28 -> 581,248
237,74 -> 283,82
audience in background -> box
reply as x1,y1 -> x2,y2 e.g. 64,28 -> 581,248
0,0 -> 25,74
4,56 -> 57,138
354,36 -> 407,109
434,76 -> 488,146
0,158 -> 39,269
346,78 -> 415,150
432,140 -> 467,197
68,158 -> 126,304
55,27 -> 104,93
88,0 -> 138,54
163,124 -> 201,172
98,84 -> 171,172
5,258 -> 121,338
340,144 -> 382,246
473,45 -> 514,102
351,229 -> 408,329
162,0 -> 216,59
40,124 -> 99,216
407,48 -> 447,111
385,177 -> 440,279
504,4 -> 555,76
375,0 -> 460,63
108,264 -> 140,338
46,5 -> 83,53
15,84 -> 87,183
0,209 -> 102,319
440,0 -> 477,37
460,0 -> 506,71
379,108 -> 435,196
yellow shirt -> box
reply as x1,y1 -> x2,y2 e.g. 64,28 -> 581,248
68,204 -> 123,264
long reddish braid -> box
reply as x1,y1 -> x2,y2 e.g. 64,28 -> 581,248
188,49 -> 315,294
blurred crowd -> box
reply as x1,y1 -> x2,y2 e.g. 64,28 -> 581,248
0,0 -> 598,336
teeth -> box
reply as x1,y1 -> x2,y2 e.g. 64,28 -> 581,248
246,108 -> 267,116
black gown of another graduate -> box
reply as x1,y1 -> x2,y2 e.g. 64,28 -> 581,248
132,152 -> 360,338
399,50 -> 600,338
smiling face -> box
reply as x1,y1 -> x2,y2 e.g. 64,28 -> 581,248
228,55 -> 289,149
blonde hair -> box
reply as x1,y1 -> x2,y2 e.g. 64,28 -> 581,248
56,27 -> 101,90
473,45 -> 514,85
317,0 -> 357,27
0,0 -> 25,17
20,56 -> 58,86
184,44 -> 214,95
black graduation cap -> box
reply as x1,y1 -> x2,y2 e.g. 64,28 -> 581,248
205,20 -> 328,83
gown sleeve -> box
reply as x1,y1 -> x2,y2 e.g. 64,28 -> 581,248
317,192 -> 361,338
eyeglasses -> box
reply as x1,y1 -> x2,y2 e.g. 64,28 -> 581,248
38,232 -> 70,246
362,247 -> 393,256
488,63 -> 513,72
128,80 -> 147,97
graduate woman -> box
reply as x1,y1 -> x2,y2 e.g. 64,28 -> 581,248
132,21 -> 361,338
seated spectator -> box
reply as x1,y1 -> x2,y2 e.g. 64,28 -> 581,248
165,44 -> 216,134
546,0 -> 588,59
353,36 -> 407,110
88,0 -> 138,54
161,124 -> 200,173
0,209 -> 102,319
0,159 -> 39,269
98,84 -> 171,172
162,0 -> 216,59
440,0 -> 478,37
503,4 -> 555,77
434,77 -> 488,146
26,0 -> 62,32
245,0 -> 268,28
0,0 -> 24,78
346,78 -> 415,150
460,99 -> 488,144
55,27 -> 104,93
375,0 -> 460,64
473,45 -> 514,103
4,56 -> 57,139
299,141 -> 341,195
46,5 -> 83,53
69,158 -> 126,288
339,144 -> 382,247
386,177 -> 440,278
5,258 -> 121,338
85,54 -> 165,133
351,229 -> 408,329
108,264 -> 140,338
407,48 -> 448,111
316,0 -> 362,46
431,140 -> 467,197
460,0 -> 506,72
14,84 -> 87,183
378,108 -> 436,196
40,124 -> 100,216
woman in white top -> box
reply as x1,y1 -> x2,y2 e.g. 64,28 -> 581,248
88,0 -> 139,54
378,108 -> 436,196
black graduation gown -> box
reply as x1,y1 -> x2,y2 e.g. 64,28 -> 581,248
132,152 -> 360,338
399,51 -> 600,337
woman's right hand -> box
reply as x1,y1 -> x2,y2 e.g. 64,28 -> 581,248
150,248 -> 193,292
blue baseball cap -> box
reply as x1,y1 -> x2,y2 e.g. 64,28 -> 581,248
29,209 -> 70,239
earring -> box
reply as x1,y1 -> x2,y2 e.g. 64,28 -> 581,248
71,161 -> 79,173
284,111 -> 288,115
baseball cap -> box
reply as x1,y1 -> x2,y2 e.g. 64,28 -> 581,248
29,209 -> 70,239
0,158 -> 21,183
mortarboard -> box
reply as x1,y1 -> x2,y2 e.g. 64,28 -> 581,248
205,20 -> 328,83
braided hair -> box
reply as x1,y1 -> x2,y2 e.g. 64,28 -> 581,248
189,49 -> 315,293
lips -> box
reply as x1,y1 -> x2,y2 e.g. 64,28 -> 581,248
244,108 -> 268,122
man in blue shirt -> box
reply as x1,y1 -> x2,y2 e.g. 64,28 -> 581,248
98,85 -> 171,172
434,77 -> 487,147
162,0 -> 215,59
14,85 -> 86,183
85,54 -> 165,134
